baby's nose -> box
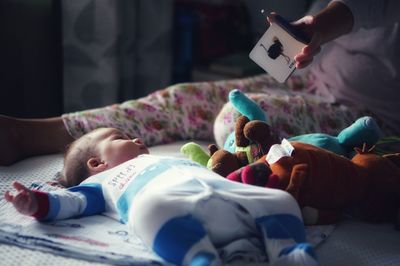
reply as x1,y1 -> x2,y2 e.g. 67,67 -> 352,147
132,138 -> 143,145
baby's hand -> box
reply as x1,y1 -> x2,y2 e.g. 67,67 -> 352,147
5,181 -> 38,216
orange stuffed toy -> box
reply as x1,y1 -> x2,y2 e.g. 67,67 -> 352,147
227,141 -> 400,225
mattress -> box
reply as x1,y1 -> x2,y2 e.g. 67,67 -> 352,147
1,141 -> 399,266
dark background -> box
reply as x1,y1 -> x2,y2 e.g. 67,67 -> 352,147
0,0 -> 311,118
0,0 -> 63,118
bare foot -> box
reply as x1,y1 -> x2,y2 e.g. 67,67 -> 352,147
0,115 -> 22,165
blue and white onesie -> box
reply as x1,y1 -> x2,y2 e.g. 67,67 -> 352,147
31,155 -> 317,266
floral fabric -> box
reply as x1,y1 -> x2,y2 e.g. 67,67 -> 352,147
62,73 -> 364,148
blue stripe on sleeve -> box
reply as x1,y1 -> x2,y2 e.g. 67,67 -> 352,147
256,214 -> 306,243
69,183 -> 105,216
153,215 -> 207,265
44,193 -> 60,220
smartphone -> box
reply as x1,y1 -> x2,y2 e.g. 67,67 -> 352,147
249,15 -> 309,83
274,15 -> 310,44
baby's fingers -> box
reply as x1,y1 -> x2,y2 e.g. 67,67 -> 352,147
14,190 -> 31,203
12,191 -> 34,214
4,191 -> 14,202
13,181 -> 29,192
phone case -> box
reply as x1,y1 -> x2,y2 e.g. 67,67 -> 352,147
249,15 -> 309,83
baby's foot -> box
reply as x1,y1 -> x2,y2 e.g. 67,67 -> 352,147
0,115 -> 22,166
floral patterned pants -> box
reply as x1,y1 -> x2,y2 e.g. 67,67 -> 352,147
62,74 -> 364,148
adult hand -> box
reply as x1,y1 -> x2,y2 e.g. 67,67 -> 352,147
267,12 -> 322,69
5,181 -> 38,216
291,15 -> 323,69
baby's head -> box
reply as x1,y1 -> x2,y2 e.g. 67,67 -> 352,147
60,127 -> 149,187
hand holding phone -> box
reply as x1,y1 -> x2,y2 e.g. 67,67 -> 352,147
249,14 -> 309,83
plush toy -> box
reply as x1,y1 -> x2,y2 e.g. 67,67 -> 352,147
182,114 -> 383,180
181,115 -> 278,177
180,142 -> 210,167
222,89 -> 268,153
209,115 -> 278,177
221,89 -> 382,158
227,141 -> 400,226
288,116 -> 382,157
183,89 -> 382,178
189,114 -> 382,178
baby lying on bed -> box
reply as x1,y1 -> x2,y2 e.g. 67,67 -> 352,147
5,127 -> 317,266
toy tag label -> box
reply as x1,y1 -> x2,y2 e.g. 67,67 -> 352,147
266,139 -> 294,164
249,22 -> 307,83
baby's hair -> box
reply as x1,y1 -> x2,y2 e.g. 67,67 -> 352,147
59,131 -> 99,187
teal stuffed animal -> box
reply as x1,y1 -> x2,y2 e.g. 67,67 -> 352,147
288,116 -> 382,158
182,89 -> 271,169
223,89 -> 268,153
181,89 -> 383,175
181,116 -> 382,176
222,89 -> 382,158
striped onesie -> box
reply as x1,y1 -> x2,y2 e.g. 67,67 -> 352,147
31,155 -> 317,266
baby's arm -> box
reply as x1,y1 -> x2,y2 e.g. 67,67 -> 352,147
5,181 -> 38,216
5,181 -> 105,221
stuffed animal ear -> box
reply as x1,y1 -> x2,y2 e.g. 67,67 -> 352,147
235,115 -> 250,147
208,144 -> 219,156
222,89 -> 268,153
229,89 -> 267,121
244,120 -> 277,147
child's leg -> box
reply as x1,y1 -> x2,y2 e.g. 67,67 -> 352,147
132,194 -> 221,266
0,74 -> 302,165
153,215 -> 221,266
256,214 -> 317,266
0,115 -> 73,165
235,187 -> 317,265
62,74 -> 284,146
0,75 -> 272,165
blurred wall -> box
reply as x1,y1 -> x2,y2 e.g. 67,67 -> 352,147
0,0 -> 313,117
62,0 -> 173,113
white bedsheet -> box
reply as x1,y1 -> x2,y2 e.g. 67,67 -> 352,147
1,141 -> 399,266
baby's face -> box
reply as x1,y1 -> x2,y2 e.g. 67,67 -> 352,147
91,128 -> 149,169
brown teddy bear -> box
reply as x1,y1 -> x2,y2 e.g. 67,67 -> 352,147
207,115 -> 278,177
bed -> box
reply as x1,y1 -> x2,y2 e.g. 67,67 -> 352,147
1,140 -> 399,266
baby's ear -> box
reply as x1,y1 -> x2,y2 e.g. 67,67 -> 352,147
87,157 -> 108,173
